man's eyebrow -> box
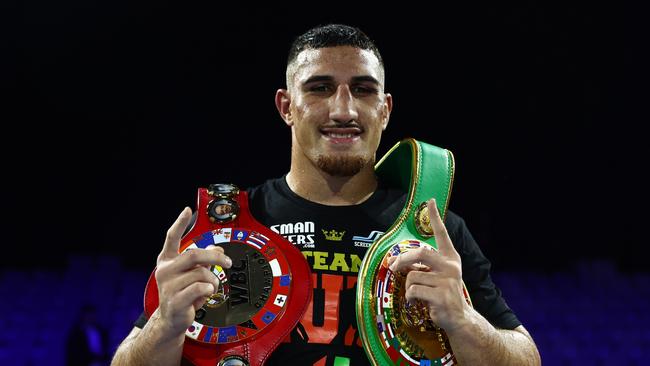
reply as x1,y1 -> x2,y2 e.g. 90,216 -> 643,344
301,75 -> 380,86
302,75 -> 334,85
351,76 -> 380,85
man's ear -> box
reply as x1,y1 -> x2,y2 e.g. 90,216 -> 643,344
381,93 -> 393,130
275,89 -> 293,126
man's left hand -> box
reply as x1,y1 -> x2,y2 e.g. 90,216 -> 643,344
388,198 -> 470,332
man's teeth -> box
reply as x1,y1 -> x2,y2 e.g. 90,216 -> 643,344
328,133 -> 354,138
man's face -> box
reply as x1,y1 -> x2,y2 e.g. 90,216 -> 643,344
282,46 -> 392,177
215,204 -> 232,216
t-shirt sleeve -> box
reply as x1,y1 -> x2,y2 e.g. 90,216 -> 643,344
446,210 -> 522,330
134,312 -> 148,328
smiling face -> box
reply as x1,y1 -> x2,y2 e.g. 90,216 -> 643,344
215,204 -> 232,216
277,46 -> 393,177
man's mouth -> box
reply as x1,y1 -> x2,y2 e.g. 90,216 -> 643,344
319,126 -> 363,143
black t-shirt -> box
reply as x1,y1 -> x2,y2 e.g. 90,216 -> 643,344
135,176 -> 521,365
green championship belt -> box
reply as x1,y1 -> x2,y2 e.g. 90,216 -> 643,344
356,138 -> 473,365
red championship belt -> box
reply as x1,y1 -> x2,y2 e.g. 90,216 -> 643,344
143,184 -> 312,366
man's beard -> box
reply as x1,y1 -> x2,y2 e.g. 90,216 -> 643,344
316,154 -> 368,177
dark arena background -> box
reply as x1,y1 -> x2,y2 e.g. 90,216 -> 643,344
3,2 -> 648,365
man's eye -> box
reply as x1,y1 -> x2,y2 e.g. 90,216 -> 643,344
310,85 -> 333,92
352,86 -> 376,94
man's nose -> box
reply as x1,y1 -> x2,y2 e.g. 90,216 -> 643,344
329,85 -> 359,124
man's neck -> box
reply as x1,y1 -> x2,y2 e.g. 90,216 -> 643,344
286,164 -> 378,206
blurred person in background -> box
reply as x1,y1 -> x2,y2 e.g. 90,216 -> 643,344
66,304 -> 109,366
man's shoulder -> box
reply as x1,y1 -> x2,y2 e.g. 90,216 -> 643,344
445,208 -> 464,228
245,176 -> 290,220
246,175 -> 285,199
245,175 -> 284,191
444,208 -> 471,243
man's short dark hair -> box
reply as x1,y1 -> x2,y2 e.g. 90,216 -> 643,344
287,24 -> 383,68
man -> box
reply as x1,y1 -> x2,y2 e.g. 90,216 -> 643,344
111,24 -> 541,365
67,304 -> 109,366
214,203 -> 233,216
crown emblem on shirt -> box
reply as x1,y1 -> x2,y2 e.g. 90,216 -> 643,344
322,229 -> 345,241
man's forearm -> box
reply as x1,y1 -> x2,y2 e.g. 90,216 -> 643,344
446,308 -> 541,366
111,313 -> 185,366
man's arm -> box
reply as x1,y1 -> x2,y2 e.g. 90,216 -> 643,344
111,322 -> 185,366
447,313 -> 540,365
111,315 -> 184,366
389,199 -> 541,365
111,208 -> 231,366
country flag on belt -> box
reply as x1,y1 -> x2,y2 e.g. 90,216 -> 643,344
213,228 -> 232,244
384,273 -> 394,293
246,231 -> 269,249
399,348 -> 419,365
195,232 -> 215,248
186,322 -> 203,340
377,314 -> 386,333
262,310 -> 275,324
262,245 -> 276,257
233,229 -> 249,242
202,327 -> 214,342
261,310 -> 276,324
382,293 -> 393,309
238,319 -> 258,330
439,353 -> 454,365
269,259 -> 283,277
376,279 -> 384,313
390,245 -> 401,256
212,266 -> 227,281
406,240 -> 421,248
419,353 -> 455,366
279,274 -> 290,286
273,294 -> 287,307
217,326 -> 238,343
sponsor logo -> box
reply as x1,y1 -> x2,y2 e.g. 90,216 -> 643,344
302,251 -> 363,272
270,221 -> 316,248
322,229 -> 345,241
352,230 -> 384,247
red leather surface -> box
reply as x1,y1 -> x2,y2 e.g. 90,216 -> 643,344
143,188 -> 312,365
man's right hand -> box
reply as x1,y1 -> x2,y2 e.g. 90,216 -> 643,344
153,207 -> 232,338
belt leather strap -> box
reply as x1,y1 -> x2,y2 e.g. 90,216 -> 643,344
356,138 -> 473,365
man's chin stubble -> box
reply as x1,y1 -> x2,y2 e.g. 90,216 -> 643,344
316,155 -> 368,177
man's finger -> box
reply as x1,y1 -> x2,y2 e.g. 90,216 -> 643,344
160,207 -> 193,259
168,247 -> 232,274
162,266 -> 220,296
405,270 -> 438,289
404,284 -> 436,304
389,246 -> 441,273
427,198 -> 455,255
175,282 -> 215,311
